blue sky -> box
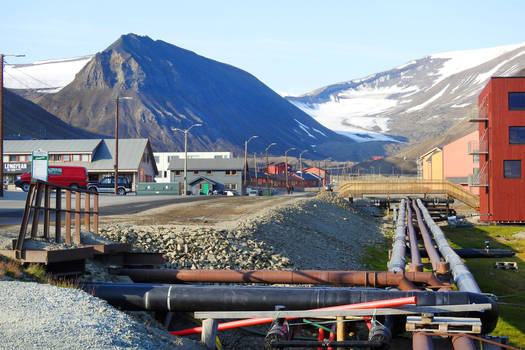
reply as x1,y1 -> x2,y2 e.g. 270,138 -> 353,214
2,1 -> 525,95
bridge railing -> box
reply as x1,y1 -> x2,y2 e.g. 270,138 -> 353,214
338,179 -> 479,209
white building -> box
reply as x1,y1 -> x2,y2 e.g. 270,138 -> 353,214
154,151 -> 232,183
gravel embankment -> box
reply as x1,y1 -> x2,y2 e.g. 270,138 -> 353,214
97,192 -> 388,271
0,281 -> 205,350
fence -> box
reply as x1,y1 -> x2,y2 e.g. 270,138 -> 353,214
14,180 -> 99,258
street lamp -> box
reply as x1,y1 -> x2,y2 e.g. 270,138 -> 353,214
114,96 -> 133,195
284,147 -> 296,190
243,135 -> 258,191
172,123 -> 202,196
265,142 -> 277,191
0,53 -> 25,197
299,150 -> 308,179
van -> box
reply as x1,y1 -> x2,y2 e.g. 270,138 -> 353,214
15,166 -> 88,192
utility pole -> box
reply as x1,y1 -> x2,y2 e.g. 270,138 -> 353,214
284,147 -> 295,191
0,53 -> 25,197
172,123 -> 202,196
253,152 -> 258,189
114,96 -> 132,195
299,150 -> 308,180
265,142 -> 276,193
243,135 -> 258,192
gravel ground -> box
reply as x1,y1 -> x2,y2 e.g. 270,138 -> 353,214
0,281 -> 205,350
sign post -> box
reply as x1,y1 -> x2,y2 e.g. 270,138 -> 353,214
31,149 -> 48,182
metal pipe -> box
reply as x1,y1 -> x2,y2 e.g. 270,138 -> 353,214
81,283 -> 498,333
415,199 -> 481,294
418,248 -> 515,259
406,199 -> 423,271
116,269 -> 447,289
268,340 -> 384,348
412,200 -> 445,273
413,332 -> 435,350
171,296 -> 416,336
388,199 -> 407,272
416,198 -> 495,345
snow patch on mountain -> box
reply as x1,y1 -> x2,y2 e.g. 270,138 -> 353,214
406,84 -> 449,112
4,56 -> 93,92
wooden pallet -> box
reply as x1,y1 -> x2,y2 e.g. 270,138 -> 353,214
494,261 -> 518,271
406,316 -> 481,334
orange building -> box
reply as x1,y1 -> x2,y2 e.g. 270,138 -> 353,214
443,131 -> 479,194
472,77 -> 525,222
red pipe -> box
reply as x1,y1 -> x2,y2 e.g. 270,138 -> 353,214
317,328 -> 325,350
327,324 -> 336,350
170,296 -> 417,336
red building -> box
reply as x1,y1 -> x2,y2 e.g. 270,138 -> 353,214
303,166 -> 328,185
473,77 -> 525,222
267,162 -> 290,175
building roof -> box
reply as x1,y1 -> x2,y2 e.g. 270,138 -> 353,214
168,158 -> 244,171
189,177 -> 219,186
418,147 -> 442,160
4,138 -> 156,174
293,171 -> 320,180
4,139 -> 101,154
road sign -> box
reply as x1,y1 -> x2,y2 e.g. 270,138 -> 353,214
31,149 -> 48,182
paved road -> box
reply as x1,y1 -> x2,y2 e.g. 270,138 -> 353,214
0,190 -> 216,227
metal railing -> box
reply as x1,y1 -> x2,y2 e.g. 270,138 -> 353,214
337,179 -> 479,209
14,180 -> 99,258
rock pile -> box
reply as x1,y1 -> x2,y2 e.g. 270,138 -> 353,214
98,192 -> 387,272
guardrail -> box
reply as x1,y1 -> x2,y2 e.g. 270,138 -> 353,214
338,179 -> 479,209
14,180 -> 98,258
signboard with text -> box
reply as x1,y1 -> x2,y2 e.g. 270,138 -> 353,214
31,149 -> 48,182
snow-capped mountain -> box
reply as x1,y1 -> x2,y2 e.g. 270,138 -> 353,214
287,43 -> 525,146
4,56 -> 92,92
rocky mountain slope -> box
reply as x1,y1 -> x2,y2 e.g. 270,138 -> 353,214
287,43 -> 525,154
2,89 -> 101,139
22,34 -> 385,161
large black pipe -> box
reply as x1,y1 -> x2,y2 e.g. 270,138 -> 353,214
412,200 -> 443,272
82,283 -> 498,333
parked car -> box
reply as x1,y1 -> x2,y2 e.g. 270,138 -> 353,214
225,190 -> 239,196
87,176 -> 132,195
15,166 -> 88,192
247,189 -> 260,196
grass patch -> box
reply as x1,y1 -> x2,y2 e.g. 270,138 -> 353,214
442,225 -> 525,346
24,264 -> 47,282
362,231 -> 392,270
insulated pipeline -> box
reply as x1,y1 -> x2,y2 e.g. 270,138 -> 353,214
406,199 -> 422,270
81,283 -> 498,333
388,199 -> 407,272
412,200 -> 443,272
415,199 -> 481,294
116,269 -> 445,290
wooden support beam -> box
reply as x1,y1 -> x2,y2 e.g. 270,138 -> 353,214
65,190 -> 71,245
75,191 -> 81,244
93,193 -> 99,234
43,184 -> 50,239
201,319 -> 218,349
84,193 -> 90,232
31,183 -> 43,239
55,188 -> 62,243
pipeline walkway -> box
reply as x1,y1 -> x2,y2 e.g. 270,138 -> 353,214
337,179 -> 480,209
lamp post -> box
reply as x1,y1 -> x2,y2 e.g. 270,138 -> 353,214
0,53 -> 25,197
299,150 -> 308,179
284,147 -> 296,190
243,135 -> 258,191
114,96 -> 133,195
265,142 -> 276,191
172,123 -> 202,196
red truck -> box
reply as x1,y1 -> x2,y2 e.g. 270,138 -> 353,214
15,166 -> 88,192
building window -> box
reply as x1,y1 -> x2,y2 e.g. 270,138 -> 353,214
9,155 -> 17,162
509,92 -> 525,110
72,154 -> 80,161
225,170 -> 237,176
163,171 -> 167,178
206,170 -> 212,175
62,154 -> 70,161
193,170 -> 199,175
174,170 -> 182,176
225,183 -> 238,190
473,155 -> 479,163
504,160 -> 521,178
509,126 -> 525,144
81,154 -> 89,162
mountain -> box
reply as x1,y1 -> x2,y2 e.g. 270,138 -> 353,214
20,34 -> 382,161
287,43 -> 525,154
2,88 -> 101,139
